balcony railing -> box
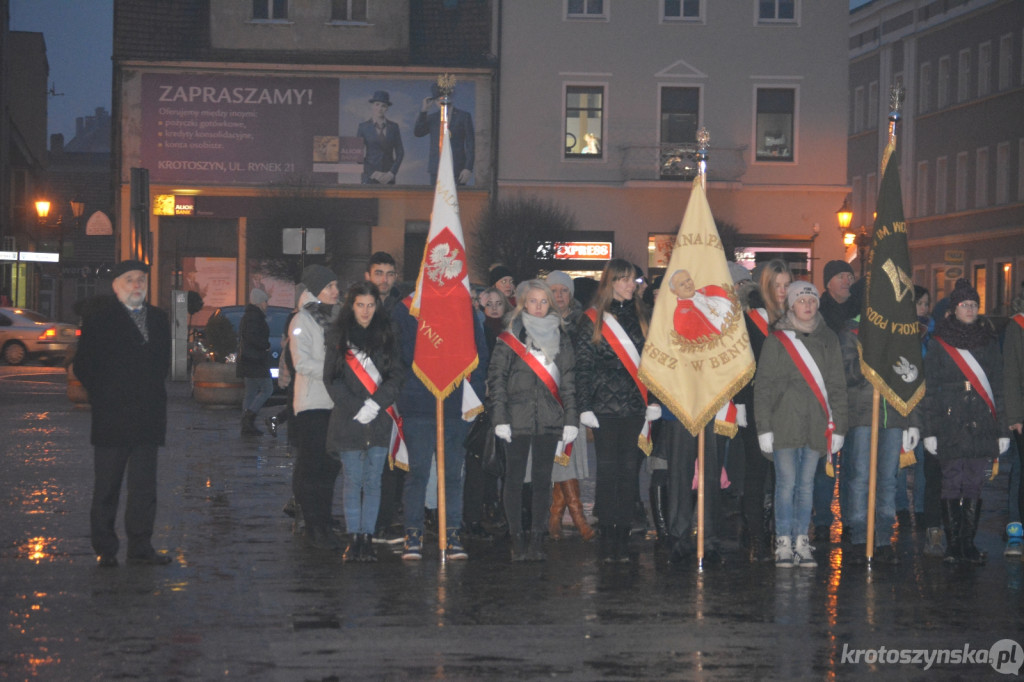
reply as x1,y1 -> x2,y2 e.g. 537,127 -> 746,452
620,143 -> 747,183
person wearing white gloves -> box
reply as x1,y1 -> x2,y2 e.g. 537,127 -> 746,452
838,314 -> 923,565
487,280 -> 578,561
754,282 -> 848,568
324,281 -> 404,562
574,259 -> 656,563
922,279 -> 1008,565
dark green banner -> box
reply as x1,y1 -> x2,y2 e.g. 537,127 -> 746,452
859,143 -> 925,416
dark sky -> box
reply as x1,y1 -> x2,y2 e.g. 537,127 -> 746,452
10,0 -> 113,143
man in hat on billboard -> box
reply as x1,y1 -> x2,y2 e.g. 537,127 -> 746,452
73,260 -> 172,567
356,90 -> 404,184
414,82 -> 475,186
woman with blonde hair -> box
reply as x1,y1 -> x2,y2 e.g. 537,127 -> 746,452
575,259 -> 659,562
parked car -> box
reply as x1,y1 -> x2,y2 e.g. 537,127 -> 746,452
190,305 -> 292,382
0,307 -> 80,365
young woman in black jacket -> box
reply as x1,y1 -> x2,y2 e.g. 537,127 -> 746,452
488,279 -> 579,561
574,259 -> 659,562
324,282 -> 404,562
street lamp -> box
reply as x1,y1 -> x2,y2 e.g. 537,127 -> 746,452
836,197 -> 853,235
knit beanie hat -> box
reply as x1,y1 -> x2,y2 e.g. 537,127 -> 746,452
489,265 -> 514,287
787,280 -> 820,308
546,270 -> 574,295
249,288 -> 269,305
300,265 -> 337,299
948,278 -> 980,308
823,260 -> 854,286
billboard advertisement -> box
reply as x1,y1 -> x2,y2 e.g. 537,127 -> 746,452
141,73 -> 478,187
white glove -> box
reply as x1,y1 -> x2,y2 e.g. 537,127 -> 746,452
562,425 -> 579,443
735,404 -> 748,428
923,437 -> 937,454
902,427 -> 920,452
999,437 -> 1011,455
494,424 -> 512,442
645,404 -> 662,421
580,411 -> 600,429
353,398 -> 380,425
758,432 -> 774,454
830,434 -> 845,455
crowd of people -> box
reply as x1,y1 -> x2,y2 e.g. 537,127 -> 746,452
79,252 -> 1024,570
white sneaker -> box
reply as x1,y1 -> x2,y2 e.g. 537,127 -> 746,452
775,536 -> 794,567
794,535 -> 817,567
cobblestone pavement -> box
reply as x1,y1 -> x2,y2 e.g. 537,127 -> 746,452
1,366 -> 1022,680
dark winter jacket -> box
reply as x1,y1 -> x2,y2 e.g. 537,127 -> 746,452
754,312 -> 848,457
323,328 -> 404,453
820,290 -> 861,334
392,298 -> 489,420
1005,314 -> 1024,428
574,298 -> 648,419
839,316 -> 919,431
923,321 -> 1005,461
236,304 -> 271,379
487,315 -> 578,437
73,296 -> 171,447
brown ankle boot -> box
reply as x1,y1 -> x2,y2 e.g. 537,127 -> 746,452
564,479 -> 596,541
548,482 -> 566,539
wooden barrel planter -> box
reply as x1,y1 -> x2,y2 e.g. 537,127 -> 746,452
66,364 -> 90,407
192,362 -> 244,407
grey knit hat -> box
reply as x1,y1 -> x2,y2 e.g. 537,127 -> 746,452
249,288 -> 269,305
546,270 -> 574,295
787,280 -> 820,308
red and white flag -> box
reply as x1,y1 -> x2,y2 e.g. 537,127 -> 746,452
408,123 -> 479,399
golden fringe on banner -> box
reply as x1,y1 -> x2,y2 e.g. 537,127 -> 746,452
858,350 -> 925,418
645,362 -> 756,439
412,356 -> 479,402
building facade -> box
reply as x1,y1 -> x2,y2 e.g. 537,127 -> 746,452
849,0 -> 1024,314
113,0 -> 494,313
497,1 -> 851,284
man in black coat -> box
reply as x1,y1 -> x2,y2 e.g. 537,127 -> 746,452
413,83 -> 475,186
238,288 -> 272,435
73,260 -> 172,567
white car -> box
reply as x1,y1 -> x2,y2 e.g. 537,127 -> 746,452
0,307 -> 79,365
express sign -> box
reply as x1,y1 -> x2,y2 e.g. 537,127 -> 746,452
554,242 -> 612,260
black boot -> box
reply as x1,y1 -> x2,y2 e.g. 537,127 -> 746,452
599,525 -> 614,563
361,533 -> 377,562
526,531 -> 546,561
509,532 -> 527,562
649,475 -> 669,544
960,498 -> 987,565
940,499 -> 962,563
241,410 -> 262,436
616,525 -> 632,563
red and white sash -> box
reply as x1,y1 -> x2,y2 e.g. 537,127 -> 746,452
498,331 -> 573,464
773,330 -> 836,460
345,349 -> 409,471
747,308 -> 770,338
585,308 -> 653,454
935,337 -> 997,420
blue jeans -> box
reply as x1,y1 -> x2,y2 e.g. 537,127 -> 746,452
243,377 -> 273,413
402,416 -> 468,533
845,426 -> 901,546
340,446 -> 388,534
774,447 -> 820,539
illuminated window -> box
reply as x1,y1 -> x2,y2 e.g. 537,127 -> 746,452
755,88 -> 794,162
565,86 -> 604,158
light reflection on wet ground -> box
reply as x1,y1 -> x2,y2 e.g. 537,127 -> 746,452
1,369 -> 1022,680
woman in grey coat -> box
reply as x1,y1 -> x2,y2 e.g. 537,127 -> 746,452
488,280 -> 579,561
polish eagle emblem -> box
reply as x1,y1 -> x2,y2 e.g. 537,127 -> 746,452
426,243 -> 463,284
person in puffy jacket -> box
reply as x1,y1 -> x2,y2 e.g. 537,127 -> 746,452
488,279 -> 579,561
922,278 -> 1009,564
574,259 -> 660,563
324,281 -> 404,563
755,281 -> 847,568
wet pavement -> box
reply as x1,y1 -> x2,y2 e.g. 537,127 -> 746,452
1,365 -> 1023,680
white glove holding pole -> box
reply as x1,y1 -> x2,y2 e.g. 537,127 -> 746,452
735,404 -> 748,428
353,398 -> 380,424
562,425 -> 579,443
494,424 -> 512,443
923,437 -> 938,454
758,432 -> 774,454
830,434 -> 845,455
645,404 -> 662,421
580,411 -> 600,429
999,437 -> 1011,455
902,427 -> 920,452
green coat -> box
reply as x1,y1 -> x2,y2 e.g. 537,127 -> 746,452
754,313 -> 848,458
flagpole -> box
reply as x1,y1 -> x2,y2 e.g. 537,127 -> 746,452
865,84 -> 904,565
695,127 -> 710,569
